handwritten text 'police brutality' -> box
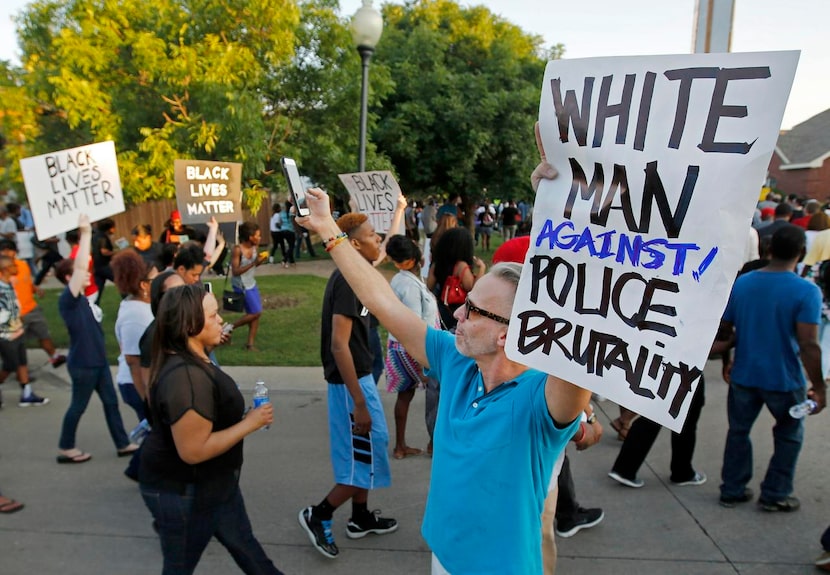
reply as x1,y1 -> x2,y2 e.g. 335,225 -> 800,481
45,150 -> 116,217
520,65 -> 771,418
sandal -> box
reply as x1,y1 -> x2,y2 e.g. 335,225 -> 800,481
0,496 -> 24,513
610,417 -> 630,441
117,443 -> 140,457
393,447 -> 423,460
57,450 -> 92,464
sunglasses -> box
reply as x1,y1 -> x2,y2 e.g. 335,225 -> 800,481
464,297 -> 510,325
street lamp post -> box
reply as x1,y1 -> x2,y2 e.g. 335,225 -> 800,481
351,0 -> 383,172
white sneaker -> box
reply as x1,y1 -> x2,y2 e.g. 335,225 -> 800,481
608,471 -> 644,488
671,471 -> 707,486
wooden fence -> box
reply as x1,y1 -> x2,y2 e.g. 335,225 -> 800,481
108,198 -> 273,247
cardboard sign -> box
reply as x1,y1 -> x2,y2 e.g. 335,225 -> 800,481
19,141 -> 126,239
174,159 -> 243,224
338,171 -> 402,234
506,51 -> 799,432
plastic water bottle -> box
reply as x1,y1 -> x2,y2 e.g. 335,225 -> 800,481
253,381 -> 271,430
788,399 -> 817,419
129,419 -> 151,445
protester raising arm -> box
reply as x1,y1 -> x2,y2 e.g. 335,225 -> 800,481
299,191 -> 429,368
69,215 -> 92,298
374,194 -> 408,267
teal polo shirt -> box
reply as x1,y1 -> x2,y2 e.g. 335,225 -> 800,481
422,328 -> 578,575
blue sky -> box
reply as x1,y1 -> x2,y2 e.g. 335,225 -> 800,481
2,0 -> 827,129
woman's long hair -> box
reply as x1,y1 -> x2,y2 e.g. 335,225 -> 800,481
430,213 -> 458,254
432,227 -> 475,285
149,284 -> 208,389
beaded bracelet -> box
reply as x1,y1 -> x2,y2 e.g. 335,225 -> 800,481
325,232 -> 348,252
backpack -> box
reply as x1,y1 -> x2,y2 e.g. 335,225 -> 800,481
480,210 -> 494,226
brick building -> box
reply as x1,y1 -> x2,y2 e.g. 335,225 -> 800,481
767,108 -> 830,201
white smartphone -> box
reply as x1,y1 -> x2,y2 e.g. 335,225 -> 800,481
203,281 -> 213,294
281,157 -> 310,217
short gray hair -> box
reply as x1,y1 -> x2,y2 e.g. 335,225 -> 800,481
489,262 -> 521,289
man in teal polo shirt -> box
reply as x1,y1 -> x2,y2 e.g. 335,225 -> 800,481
298,158 -> 589,574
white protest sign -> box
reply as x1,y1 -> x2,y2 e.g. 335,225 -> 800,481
174,159 -> 243,224
507,51 -> 799,432
19,141 -> 126,239
338,171 -> 402,234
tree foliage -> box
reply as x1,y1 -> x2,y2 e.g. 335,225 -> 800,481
372,0 -> 550,206
10,0 -> 300,212
1,0 -> 561,218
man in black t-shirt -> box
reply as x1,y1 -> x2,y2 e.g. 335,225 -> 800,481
299,212 -> 397,559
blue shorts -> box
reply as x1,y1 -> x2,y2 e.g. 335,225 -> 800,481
234,285 -> 262,314
327,375 -> 391,490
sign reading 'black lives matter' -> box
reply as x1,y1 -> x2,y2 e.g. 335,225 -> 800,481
20,141 -> 126,239
174,159 -> 243,224
506,51 -> 799,431
338,171 -> 402,234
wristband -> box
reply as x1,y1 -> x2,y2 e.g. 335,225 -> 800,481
572,422 -> 586,443
325,232 -> 349,252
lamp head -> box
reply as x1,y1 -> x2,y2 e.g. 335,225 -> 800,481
351,0 -> 383,49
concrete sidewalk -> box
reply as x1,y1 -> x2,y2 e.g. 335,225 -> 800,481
0,352 -> 826,574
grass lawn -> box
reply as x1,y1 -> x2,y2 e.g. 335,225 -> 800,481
37,274 -> 329,367
34,227 -> 509,368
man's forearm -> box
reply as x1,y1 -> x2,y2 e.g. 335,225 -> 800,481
800,341 -> 824,389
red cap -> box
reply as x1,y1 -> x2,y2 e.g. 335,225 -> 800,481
761,207 -> 775,218
492,236 -> 530,264
171,210 -> 181,220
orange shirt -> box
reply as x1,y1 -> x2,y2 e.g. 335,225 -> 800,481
11,257 -> 37,316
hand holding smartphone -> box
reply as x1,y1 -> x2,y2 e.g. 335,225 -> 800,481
281,157 -> 310,217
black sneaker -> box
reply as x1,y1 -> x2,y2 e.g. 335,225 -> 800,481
345,509 -> 398,539
18,393 -> 49,407
554,507 -> 604,538
298,506 -> 338,559
719,487 -> 754,508
758,496 -> 800,512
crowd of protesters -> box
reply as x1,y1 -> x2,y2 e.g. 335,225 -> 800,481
0,168 -> 827,574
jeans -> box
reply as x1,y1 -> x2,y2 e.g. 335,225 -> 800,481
118,382 -> 146,423
271,230 -> 294,264
140,482 -> 283,575
612,377 -> 705,482
59,365 -> 130,450
720,382 -> 806,501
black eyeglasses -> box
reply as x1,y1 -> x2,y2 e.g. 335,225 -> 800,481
464,297 -> 510,325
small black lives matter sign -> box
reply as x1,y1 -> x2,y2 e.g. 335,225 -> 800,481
507,51 -> 799,432
20,141 -> 126,239
338,171 -> 402,234
174,160 -> 243,224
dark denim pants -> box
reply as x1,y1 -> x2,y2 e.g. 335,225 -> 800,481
720,382 -> 806,502
140,482 -> 283,575
59,365 -> 130,450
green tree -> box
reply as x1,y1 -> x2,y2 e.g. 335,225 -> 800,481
373,0 -> 551,212
265,0 -> 394,208
12,0 -> 300,212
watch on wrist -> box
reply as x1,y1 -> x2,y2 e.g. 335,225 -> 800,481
586,412 -> 597,424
